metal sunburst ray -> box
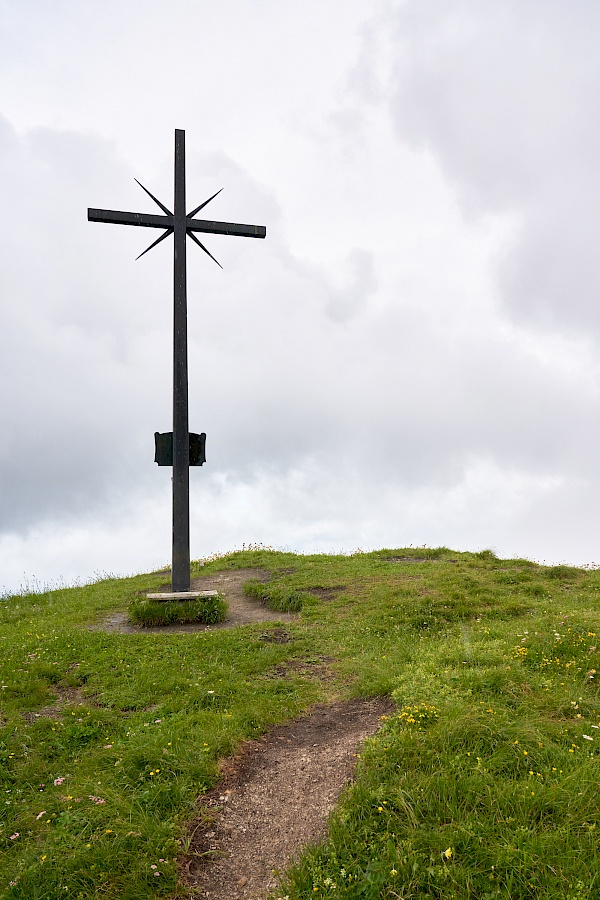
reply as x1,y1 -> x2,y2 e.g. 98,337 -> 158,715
187,188 -> 223,219
134,179 -> 173,216
136,227 -> 173,260
187,230 -> 223,268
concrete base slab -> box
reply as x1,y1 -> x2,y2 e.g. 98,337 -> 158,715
146,590 -> 219,602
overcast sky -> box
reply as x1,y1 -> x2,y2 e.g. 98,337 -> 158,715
2,0 -> 600,593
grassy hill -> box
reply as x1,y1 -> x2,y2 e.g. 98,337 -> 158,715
1,546 -> 600,898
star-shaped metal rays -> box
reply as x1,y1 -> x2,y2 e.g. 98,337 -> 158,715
88,182 -> 265,266
134,179 -> 225,268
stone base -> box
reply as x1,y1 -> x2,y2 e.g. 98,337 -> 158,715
146,590 -> 219,602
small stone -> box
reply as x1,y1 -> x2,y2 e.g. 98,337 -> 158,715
237,876 -> 248,886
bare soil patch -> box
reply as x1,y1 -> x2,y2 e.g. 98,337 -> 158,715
22,685 -> 94,723
264,655 -> 338,683
23,705 -> 62,724
259,628 -> 292,644
92,569 -> 299,634
180,695 -> 395,900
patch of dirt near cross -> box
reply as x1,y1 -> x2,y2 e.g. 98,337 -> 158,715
93,568 -> 298,634
180,695 -> 396,899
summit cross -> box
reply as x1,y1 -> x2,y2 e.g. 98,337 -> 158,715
88,129 -> 266,592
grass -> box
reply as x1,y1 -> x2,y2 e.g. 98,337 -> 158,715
1,547 -> 600,898
243,577 -> 309,612
128,595 -> 227,627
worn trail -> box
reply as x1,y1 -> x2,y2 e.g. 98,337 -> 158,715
180,696 -> 395,900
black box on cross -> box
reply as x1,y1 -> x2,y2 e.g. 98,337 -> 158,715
154,432 -> 206,466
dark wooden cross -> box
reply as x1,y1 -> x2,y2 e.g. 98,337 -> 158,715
88,129 -> 266,592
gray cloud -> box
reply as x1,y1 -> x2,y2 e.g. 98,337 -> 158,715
326,249 -> 377,321
379,0 -> 600,334
3,1 -> 600,591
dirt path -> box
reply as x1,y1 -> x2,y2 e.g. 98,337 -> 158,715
91,571 -> 394,899
93,569 -> 298,634
180,696 -> 395,900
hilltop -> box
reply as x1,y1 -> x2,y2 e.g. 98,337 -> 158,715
1,547 -> 600,898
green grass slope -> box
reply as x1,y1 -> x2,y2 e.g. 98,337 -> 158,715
1,547 -> 600,899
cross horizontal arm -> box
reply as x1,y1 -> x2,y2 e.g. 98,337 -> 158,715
88,208 -> 265,239
88,208 -> 172,229
186,217 -> 266,239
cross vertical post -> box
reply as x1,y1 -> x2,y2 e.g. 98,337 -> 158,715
172,129 -> 190,591
88,130 -> 265,593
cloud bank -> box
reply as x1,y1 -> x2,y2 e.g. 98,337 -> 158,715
2,1 -> 600,591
